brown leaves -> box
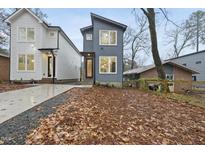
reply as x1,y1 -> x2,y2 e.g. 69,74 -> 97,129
26,87 -> 205,145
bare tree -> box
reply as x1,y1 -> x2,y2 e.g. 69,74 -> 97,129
166,25 -> 192,58
140,8 -> 166,79
123,14 -> 150,69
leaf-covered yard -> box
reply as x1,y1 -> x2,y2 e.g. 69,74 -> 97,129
26,87 -> 205,144
0,83 -> 33,93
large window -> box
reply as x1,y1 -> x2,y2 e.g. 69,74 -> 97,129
99,56 -> 117,74
18,27 -> 35,41
99,30 -> 117,45
18,54 -> 35,71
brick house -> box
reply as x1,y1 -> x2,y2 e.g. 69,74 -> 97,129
0,53 -> 10,82
123,61 -> 199,93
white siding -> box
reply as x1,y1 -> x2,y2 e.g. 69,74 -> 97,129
56,33 -> 81,80
10,10 -> 43,80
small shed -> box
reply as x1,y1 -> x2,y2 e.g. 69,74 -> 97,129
123,61 -> 199,93
0,53 -> 10,82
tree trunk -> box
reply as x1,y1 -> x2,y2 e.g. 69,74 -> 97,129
146,9 -> 165,79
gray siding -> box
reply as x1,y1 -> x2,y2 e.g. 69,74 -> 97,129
170,52 -> 205,81
93,18 -> 124,85
83,29 -> 93,52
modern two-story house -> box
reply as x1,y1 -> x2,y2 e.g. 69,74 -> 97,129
5,8 -> 81,83
80,13 -> 127,87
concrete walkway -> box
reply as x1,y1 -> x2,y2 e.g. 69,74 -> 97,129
0,84 -> 91,124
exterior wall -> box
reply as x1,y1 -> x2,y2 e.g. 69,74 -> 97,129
56,33 -> 81,80
0,56 -> 9,81
170,51 -> 205,81
10,10 -> 43,80
173,66 -> 192,92
83,29 -> 93,52
93,18 -> 124,86
140,68 -> 158,78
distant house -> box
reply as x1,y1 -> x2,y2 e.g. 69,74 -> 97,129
0,52 -> 9,81
80,13 -> 127,87
167,50 -> 205,81
123,61 -> 198,92
5,8 -> 81,83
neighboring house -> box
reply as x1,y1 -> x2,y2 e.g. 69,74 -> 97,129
80,13 -> 127,87
5,8 -> 81,83
123,57 -> 138,72
0,52 -> 9,81
123,61 -> 198,92
167,50 -> 205,81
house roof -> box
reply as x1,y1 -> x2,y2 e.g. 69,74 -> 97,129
166,50 -> 205,61
123,61 -> 199,75
0,53 -> 9,58
5,8 -> 80,55
91,13 -> 127,31
80,25 -> 93,33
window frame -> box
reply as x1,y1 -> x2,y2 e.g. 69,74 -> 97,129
17,54 -> 35,72
49,31 -> 56,39
86,33 -> 92,40
17,26 -> 35,42
99,30 -> 117,46
165,74 -> 174,81
99,56 -> 117,74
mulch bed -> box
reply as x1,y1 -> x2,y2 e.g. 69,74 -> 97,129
25,87 -> 205,145
0,83 -> 34,93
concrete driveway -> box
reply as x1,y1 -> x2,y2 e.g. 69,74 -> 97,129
0,84 -> 91,124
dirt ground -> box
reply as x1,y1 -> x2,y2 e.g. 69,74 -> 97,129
26,87 -> 205,145
0,83 -> 33,93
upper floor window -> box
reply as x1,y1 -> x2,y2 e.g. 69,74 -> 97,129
86,34 -> 92,40
166,74 -> 174,81
49,31 -> 56,38
196,61 -> 202,64
182,63 -> 186,66
99,30 -> 117,45
18,27 -> 35,42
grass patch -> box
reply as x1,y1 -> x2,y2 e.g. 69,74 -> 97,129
156,92 -> 205,109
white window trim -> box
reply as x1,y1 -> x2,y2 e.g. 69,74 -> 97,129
99,56 -> 117,74
17,26 -> 36,42
99,30 -> 117,46
86,33 -> 92,40
17,54 -> 35,72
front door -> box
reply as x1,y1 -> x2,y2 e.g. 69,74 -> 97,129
48,56 -> 55,78
86,58 -> 93,78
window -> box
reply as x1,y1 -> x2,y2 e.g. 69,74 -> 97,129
196,61 -> 202,64
49,31 -> 56,38
99,30 -> 117,45
18,27 -> 35,41
18,54 -> 34,71
192,76 -> 197,81
182,63 -> 186,66
99,56 -> 117,74
27,54 -> 34,71
166,74 -> 173,81
86,34 -> 92,40
18,54 -> 26,71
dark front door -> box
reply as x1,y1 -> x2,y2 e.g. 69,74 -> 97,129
86,58 -> 93,78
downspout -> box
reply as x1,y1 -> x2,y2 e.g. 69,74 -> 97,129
8,23 -> 11,83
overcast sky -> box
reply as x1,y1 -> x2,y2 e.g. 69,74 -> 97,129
41,8 -> 205,65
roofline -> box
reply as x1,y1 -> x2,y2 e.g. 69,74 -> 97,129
0,53 -> 9,58
123,61 -> 199,75
166,50 -> 205,61
80,25 -> 93,34
5,8 -> 42,24
90,13 -> 127,31
5,9 -> 80,56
